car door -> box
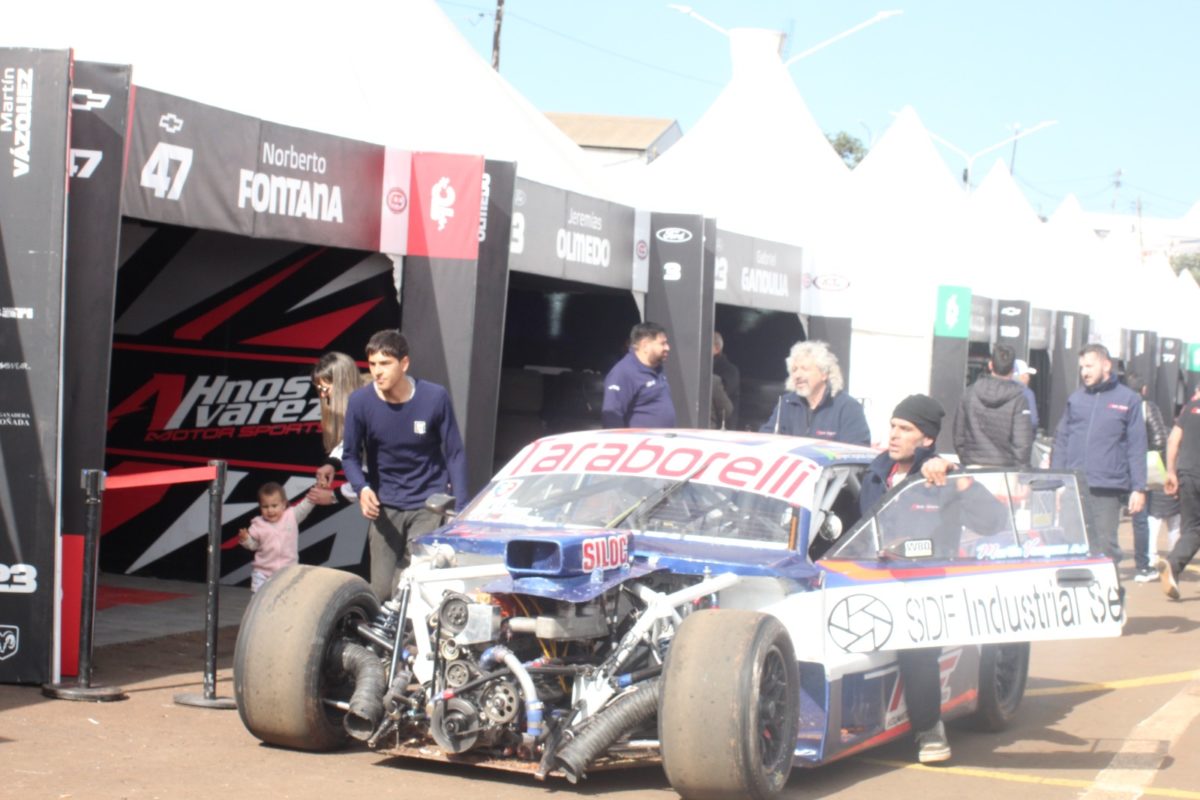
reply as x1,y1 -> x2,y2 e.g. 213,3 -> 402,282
816,469 -> 1124,658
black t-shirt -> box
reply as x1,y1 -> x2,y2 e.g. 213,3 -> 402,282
1175,400 -> 1200,478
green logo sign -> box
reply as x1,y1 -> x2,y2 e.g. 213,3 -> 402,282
1190,343 -> 1200,372
934,286 -> 971,339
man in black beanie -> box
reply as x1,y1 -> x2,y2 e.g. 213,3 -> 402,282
858,394 -> 953,764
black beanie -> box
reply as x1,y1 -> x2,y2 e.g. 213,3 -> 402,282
892,394 -> 944,440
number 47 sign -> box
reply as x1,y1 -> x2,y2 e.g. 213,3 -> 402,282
139,142 -> 193,200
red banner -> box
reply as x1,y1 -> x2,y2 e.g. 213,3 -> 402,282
407,152 -> 484,260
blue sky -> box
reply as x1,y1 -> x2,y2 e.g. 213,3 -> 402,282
442,0 -> 1199,220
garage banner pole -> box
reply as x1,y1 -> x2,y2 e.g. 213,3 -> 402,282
175,460 -> 235,709
42,469 -> 126,701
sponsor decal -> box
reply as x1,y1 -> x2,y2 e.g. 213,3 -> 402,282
885,649 -> 962,728
477,171 -> 490,242
0,362 -> 30,370
1,65 -> 33,177
139,142 -> 193,200
0,625 -> 18,661
999,325 -> 1020,338
655,227 -> 692,243
741,267 -> 789,297
430,176 -> 456,230
1107,403 -> 1130,412
635,239 -> 648,260
812,274 -> 850,291
236,141 -> 345,223
556,229 -> 610,267
0,563 -> 37,594
582,534 -> 629,572
1000,306 -> 1022,316
714,256 -> 728,290
828,594 -> 894,653
386,187 -> 408,213
903,539 -> 933,558
158,112 -> 183,133
506,436 -> 819,503
1,306 -> 33,319
107,373 -> 321,442
663,262 -> 682,281
71,87 -> 110,111
0,411 -> 32,427
414,420 -> 427,435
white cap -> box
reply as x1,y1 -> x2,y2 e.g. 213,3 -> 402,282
1013,359 -> 1037,378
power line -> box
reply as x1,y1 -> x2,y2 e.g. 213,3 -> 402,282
438,0 -> 723,87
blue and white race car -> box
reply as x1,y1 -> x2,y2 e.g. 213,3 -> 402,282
234,429 -> 1124,800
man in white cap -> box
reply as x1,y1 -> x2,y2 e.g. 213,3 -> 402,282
1013,358 -> 1039,433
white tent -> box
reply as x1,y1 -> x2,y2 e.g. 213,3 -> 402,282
816,107 -> 967,441
1175,269 -> 1200,345
7,0 -> 609,195
965,160 -> 1055,308
1041,195 -> 1105,315
635,27 -> 848,245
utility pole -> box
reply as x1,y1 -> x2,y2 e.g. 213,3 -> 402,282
1111,168 -> 1122,212
491,0 -> 505,71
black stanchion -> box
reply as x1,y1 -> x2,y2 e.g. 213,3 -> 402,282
175,460 -> 236,710
43,469 -> 127,702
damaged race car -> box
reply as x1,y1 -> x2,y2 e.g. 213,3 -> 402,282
233,429 -> 1125,800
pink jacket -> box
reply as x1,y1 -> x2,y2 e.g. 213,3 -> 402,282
242,499 -> 313,577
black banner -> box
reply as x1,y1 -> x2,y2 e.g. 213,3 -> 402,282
0,48 -> 72,684
1048,312 -> 1089,435
1156,337 -> 1184,417
714,231 -> 802,312
507,178 -> 635,290
1029,308 -> 1052,351
1125,330 -> 1157,394
123,88 -> 385,251
995,299 -> 1031,360
645,213 -> 712,427
969,295 -> 993,343
62,62 -> 131,538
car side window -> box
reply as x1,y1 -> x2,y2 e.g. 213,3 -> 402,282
823,471 -> 1091,562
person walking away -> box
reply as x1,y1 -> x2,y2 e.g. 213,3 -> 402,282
1125,373 -> 1178,582
760,340 -> 869,445
712,331 -> 741,429
342,330 -> 468,601
601,322 -> 675,428
1157,391 -> 1200,599
1050,344 -> 1147,568
238,481 -> 314,592
953,344 -> 1033,467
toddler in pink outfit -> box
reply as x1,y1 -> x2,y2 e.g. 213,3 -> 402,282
238,482 -> 314,592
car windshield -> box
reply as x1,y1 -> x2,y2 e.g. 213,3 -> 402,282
459,472 -> 797,544
824,470 -> 1092,561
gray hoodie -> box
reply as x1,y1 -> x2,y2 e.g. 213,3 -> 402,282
953,374 -> 1033,467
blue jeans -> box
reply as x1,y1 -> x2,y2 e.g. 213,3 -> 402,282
1131,508 -> 1151,571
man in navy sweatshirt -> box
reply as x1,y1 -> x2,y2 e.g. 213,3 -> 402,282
1051,343 -> 1147,567
342,329 -> 468,600
601,321 -> 676,428
760,340 -> 870,445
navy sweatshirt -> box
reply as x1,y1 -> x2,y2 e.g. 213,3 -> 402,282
342,380 -> 468,511
601,351 -> 676,428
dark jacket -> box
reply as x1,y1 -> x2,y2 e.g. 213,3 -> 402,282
759,388 -> 871,446
1050,375 -> 1147,491
860,444 -> 939,514
601,351 -> 676,428
953,374 -> 1034,467
712,353 -> 741,429
711,374 -> 734,429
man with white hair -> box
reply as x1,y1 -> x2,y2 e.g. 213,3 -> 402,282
760,340 -> 870,445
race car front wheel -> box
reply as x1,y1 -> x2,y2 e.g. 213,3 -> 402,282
234,565 -> 380,750
970,642 -> 1030,731
659,609 -> 800,800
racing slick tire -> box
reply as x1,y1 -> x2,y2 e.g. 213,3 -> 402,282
659,609 -> 800,800
969,642 -> 1030,731
234,565 -> 380,751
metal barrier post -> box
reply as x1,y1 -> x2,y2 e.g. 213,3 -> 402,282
174,460 -> 235,709
42,469 -> 126,701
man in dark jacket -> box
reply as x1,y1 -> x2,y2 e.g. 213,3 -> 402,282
712,331 -> 741,429
953,344 -> 1033,467
601,322 -> 675,428
858,394 -> 953,764
760,340 -> 870,445
1050,344 -> 1147,566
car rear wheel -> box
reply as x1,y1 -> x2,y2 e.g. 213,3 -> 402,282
234,565 -> 380,750
969,642 -> 1029,731
659,609 -> 799,800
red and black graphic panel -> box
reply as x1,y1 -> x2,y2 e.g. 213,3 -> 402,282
102,221 -> 399,582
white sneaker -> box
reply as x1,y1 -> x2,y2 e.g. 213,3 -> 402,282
1133,568 -> 1158,583
916,720 -> 951,764
1157,559 -> 1180,600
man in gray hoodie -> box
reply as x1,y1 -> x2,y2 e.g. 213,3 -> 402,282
953,344 -> 1034,467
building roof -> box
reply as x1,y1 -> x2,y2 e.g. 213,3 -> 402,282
546,112 -> 681,152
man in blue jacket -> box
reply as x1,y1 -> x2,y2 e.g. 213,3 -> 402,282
1050,344 -> 1147,566
760,340 -> 870,445
601,322 -> 676,428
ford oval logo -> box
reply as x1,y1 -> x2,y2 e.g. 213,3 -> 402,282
813,274 -> 850,291
655,227 -> 693,243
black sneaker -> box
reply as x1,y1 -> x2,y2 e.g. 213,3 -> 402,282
1133,567 -> 1158,583
915,720 -> 951,764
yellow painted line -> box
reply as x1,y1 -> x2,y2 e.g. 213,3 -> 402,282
860,759 -> 1200,799
1026,670 -> 1200,697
